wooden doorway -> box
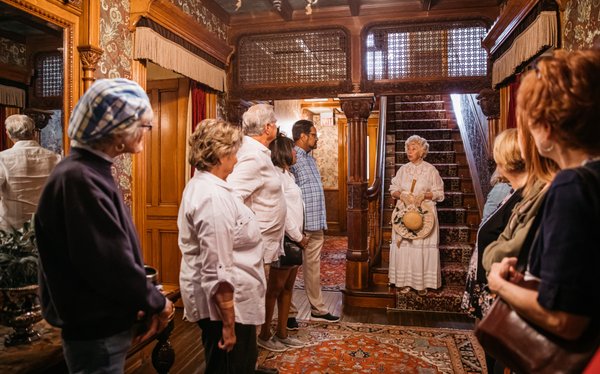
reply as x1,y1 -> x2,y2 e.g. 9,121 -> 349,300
136,77 -> 189,288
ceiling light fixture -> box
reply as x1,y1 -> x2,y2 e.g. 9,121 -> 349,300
305,0 -> 318,15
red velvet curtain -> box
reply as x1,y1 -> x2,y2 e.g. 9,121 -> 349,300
507,74 -> 521,129
191,82 -> 206,134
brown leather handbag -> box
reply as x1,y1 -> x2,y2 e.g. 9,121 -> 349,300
475,165 -> 600,374
475,279 -> 600,374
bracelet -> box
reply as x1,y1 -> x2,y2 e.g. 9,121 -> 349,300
218,300 -> 234,309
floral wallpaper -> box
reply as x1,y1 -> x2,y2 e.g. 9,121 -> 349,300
96,0 -> 134,206
563,0 -> 600,50
169,0 -> 228,41
0,37 -> 26,66
311,113 -> 339,190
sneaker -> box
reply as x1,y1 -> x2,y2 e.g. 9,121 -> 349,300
257,337 -> 287,352
286,317 -> 299,331
310,312 -> 340,322
274,335 -> 305,348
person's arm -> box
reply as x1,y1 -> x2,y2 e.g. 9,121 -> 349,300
428,167 -> 444,202
62,171 -> 165,315
184,189 -> 238,348
227,153 -> 263,203
389,167 -> 405,200
213,283 -> 236,351
488,257 -> 590,340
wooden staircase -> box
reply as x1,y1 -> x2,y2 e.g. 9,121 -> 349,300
347,94 -> 480,312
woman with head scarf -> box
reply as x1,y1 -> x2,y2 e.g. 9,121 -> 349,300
35,78 -> 173,374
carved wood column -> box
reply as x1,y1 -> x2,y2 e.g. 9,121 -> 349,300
476,88 -> 500,157
78,46 -> 103,91
339,93 -> 374,291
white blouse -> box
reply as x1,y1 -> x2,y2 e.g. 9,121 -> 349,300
277,167 -> 304,243
178,171 -> 266,326
390,161 -> 444,203
227,136 -> 287,263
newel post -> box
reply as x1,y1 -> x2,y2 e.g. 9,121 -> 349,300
339,93 -> 374,291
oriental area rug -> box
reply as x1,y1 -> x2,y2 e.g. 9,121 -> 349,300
295,235 -> 347,292
257,321 -> 486,373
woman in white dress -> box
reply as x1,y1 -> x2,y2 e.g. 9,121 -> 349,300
389,135 -> 444,295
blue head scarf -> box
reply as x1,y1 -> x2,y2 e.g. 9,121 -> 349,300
68,78 -> 150,144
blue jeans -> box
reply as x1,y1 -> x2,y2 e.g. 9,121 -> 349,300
62,328 -> 133,374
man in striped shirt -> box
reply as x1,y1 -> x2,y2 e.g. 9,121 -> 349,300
289,120 -> 339,324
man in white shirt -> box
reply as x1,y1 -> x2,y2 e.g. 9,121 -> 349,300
227,104 -> 288,356
0,114 -> 61,231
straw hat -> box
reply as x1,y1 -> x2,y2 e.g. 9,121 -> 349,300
391,202 -> 434,240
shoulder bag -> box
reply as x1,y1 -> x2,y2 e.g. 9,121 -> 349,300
474,165 -> 600,374
279,235 -> 303,267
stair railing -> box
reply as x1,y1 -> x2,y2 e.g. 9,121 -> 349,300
366,95 -> 387,266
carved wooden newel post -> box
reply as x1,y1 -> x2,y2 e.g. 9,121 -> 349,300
339,93 -> 374,291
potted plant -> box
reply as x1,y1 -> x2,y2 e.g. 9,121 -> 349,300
0,220 -> 42,346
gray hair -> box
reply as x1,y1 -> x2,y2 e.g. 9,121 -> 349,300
242,104 -> 276,137
405,135 -> 430,158
5,114 -> 35,140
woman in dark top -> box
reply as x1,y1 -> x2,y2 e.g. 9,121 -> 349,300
462,128 -> 526,319
487,50 -> 600,372
36,79 -> 173,374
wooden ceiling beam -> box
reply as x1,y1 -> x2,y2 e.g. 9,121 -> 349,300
420,0 -> 432,11
348,0 -> 361,16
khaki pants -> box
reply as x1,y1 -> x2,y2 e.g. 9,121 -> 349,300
290,230 -> 327,316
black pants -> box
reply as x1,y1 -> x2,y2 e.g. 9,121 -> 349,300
197,319 -> 257,374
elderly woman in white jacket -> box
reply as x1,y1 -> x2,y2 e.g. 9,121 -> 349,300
178,119 -> 266,373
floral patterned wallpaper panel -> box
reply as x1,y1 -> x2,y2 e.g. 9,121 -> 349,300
312,113 -> 339,190
0,37 -> 26,66
563,0 -> 600,50
96,0 -> 134,206
169,0 -> 228,41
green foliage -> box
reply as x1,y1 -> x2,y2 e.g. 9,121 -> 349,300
0,220 -> 39,288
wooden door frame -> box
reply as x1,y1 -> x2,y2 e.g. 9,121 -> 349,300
132,68 -> 190,263
0,0 -> 97,152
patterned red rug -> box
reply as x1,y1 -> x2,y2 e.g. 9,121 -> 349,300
295,235 -> 347,292
258,321 -> 487,373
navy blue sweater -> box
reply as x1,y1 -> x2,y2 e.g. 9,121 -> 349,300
36,148 -> 165,340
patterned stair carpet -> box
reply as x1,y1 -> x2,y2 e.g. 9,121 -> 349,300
294,235 -> 347,292
257,321 -> 487,373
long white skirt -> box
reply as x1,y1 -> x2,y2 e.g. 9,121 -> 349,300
389,212 -> 441,290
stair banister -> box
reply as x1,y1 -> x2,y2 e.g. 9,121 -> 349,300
366,96 -> 387,265
366,95 -> 386,201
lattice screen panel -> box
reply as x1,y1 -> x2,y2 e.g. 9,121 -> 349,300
35,53 -> 63,97
238,29 -> 348,86
366,23 -> 487,81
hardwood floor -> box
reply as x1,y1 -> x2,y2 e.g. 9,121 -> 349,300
127,289 -> 474,373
